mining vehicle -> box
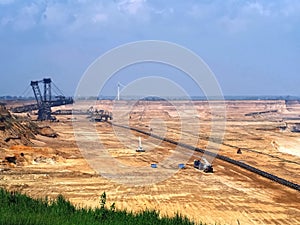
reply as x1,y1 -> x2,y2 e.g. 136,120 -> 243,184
88,107 -> 113,122
11,78 -> 73,121
193,157 -> 213,173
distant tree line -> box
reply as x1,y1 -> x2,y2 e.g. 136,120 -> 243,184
1,95 -> 300,101
0,96 -> 35,100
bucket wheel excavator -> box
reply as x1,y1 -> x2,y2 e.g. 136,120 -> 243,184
11,78 -> 74,121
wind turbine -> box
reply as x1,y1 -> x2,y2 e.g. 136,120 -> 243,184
117,82 -> 126,100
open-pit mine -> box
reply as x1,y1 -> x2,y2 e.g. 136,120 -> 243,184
0,99 -> 300,224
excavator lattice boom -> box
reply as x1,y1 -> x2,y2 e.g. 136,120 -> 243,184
11,78 -> 74,121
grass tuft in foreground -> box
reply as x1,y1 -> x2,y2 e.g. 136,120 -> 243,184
0,188 -> 204,225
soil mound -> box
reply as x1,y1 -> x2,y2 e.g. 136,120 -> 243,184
0,103 -> 57,147
0,104 -> 35,147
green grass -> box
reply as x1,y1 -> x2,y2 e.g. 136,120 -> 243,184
0,188 -> 203,225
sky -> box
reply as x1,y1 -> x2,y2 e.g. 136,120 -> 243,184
0,0 -> 300,97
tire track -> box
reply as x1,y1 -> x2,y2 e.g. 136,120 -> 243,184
110,122 -> 300,192
165,125 -> 300,166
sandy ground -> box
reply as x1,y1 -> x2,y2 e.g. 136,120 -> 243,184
1,100 -> 300,225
